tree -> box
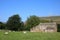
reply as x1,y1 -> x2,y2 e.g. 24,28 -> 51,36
19,22 -> 25,31
0,22 -> 6,29
25,15 -> 40,31
6,14 -> 22,31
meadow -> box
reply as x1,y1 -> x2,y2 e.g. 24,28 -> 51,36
0,31 -> 60,40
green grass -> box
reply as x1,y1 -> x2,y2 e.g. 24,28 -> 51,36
0,31 -> 60,40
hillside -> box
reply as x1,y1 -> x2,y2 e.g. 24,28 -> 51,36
40,16 -> 60,24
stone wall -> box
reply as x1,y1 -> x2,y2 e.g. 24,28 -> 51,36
30,22 -> 57,32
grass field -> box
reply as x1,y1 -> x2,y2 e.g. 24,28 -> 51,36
0,31 -> 60,40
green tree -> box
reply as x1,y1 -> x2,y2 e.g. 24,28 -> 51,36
6,14 -> 22,31
0,22 -> 6,29
19,22 -> 25,31
25,15 -> 40,31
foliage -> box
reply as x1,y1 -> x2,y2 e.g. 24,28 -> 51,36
57,24 -> 60,32
19,22 -> 25,31
6,14 -> 22,31
0,22 -> 6,29
25,15 -> 40,30
0,15 -> 60,31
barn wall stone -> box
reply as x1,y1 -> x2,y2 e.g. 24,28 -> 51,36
30,22 -> 57,32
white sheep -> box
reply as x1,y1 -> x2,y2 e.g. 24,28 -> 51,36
9,31 -> 11,32
4,32 -> 8,35
23,31 -> 27,34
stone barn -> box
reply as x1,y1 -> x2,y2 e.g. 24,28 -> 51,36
30,22 -> 57,32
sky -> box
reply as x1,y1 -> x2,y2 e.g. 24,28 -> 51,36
0,0 -> 60,22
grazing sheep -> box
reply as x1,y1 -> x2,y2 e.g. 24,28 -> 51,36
23,31 -> 27,34
9,31 -> 11,32
4,32 -> 8,35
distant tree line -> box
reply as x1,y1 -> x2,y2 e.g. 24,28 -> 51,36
0,14 -> 60,31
